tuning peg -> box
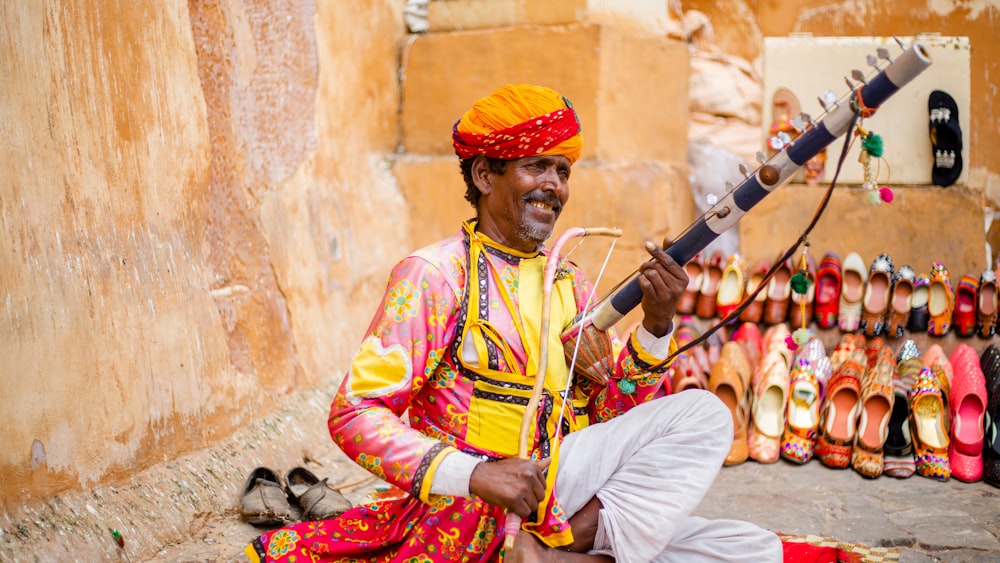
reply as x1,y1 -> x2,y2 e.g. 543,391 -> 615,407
725,181 -> 735,192
790,115 -> 805,131
893,36 -> 905,49
866,54 -> 880,71
756,151 -> 767,164
738,163 -> 750,177
844,76 -> 856,91
818,90 -> 839,112
799,112 -> 814,128
876,46 -> 893,63
851,69 -> 868,85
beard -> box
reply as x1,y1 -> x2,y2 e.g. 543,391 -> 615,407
515,220 -> 554,247
515,191 -> 561,246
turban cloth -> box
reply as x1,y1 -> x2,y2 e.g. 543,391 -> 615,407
452,84 -> 583,164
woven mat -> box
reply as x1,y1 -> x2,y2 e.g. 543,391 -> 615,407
779,532 -> 900,563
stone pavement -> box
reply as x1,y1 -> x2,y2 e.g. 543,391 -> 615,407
698,455 -> 1000,562
152,449 -> 1000,562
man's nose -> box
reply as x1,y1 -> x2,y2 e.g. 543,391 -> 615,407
539,165 -> 564,190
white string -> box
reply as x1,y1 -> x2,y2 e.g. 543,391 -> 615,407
552,235 -> 619,444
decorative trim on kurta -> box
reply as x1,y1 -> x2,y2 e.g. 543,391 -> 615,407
413,442 -> 454,501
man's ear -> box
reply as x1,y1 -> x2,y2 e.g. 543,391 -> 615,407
471,156 -> 493,195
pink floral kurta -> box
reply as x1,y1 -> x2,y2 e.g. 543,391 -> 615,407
247,222 -> 672,562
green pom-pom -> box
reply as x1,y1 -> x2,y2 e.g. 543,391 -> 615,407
790,271 -> 812,295
792,328 -> 813,345
861,133 -> 883,158
866,190 -> 881,205
617,378 -> 637,394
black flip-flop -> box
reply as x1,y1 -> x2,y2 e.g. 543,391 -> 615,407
928,90 -> 962,187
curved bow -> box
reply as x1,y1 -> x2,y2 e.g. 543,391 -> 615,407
503,226 -> 621,550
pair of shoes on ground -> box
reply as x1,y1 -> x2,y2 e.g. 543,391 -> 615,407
238,466 -> 353,527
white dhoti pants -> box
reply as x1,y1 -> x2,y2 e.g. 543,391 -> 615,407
555,389 -> 783,562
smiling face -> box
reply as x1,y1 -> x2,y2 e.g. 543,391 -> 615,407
472,155 -> 572,253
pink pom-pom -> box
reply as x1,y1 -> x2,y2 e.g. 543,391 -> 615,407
879,186 -> 893,203
785,334 -> 799,352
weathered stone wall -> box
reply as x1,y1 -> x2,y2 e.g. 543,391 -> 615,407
0,0 -> 405,512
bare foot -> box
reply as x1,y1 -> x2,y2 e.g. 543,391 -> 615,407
506,531 -> 548,563
506,531 -> 613,562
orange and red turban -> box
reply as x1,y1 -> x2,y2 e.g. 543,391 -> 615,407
452,84 -> 583,164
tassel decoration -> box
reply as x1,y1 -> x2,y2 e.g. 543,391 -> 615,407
857,126 -> 891,206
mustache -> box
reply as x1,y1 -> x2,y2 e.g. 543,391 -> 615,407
522,192 -> 562,212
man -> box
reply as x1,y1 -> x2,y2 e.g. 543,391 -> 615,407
246,84 -> 781,562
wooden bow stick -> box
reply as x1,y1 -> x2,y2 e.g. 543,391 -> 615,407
503,226 -> 621,551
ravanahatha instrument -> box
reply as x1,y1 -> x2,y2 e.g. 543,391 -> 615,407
566,39 -> 933,381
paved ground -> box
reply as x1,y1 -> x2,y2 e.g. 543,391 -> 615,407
151,452 -> 1000,562
700,455 -> 1000,562
2,330 -> 997,562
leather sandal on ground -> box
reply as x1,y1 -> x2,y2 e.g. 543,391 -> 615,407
709,342 -> 752,465
860,254 -> 893,338
763,257 -> 794,325
816,335 -> 865,469
678,254 -> 704,315
740,259 -> 771,324
286,466 -> 353,521
909,367 -> 951,481
887,265 -> 916,339
813,252 -> 842,329
695,250 -> 724,319
978,268 -> 998,338
948,344 -> 987,482
238,467 -> 294,527
838,253 -> 867,333
907,274 -> 931,332
781,358 -> 821,464
884,342 -> 922,479
851,338 -> 896,478
953,273 -> 979,337
981,344 -> 1000,487
927,262 -> 954,337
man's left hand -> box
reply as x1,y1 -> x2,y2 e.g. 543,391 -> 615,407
636,237 -> 687,337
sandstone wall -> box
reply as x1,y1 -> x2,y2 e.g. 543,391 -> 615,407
0,0 -> 405,511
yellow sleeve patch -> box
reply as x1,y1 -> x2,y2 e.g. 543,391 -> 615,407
343,336 -> 414,405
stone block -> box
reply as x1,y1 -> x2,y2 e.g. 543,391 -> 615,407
401,23 -> 689,163
427,0 -> 587,31
738,185 -> 987,279
426,0 -> 675,35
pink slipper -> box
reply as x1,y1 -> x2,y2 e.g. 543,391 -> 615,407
948,344 -> 988,482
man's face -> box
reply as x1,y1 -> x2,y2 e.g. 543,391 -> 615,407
476,155 -> 571,253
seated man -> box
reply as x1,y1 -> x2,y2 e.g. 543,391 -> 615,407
246,84 -> 781,562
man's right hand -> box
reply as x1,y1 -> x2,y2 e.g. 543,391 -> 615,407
468,457 -> 551,518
